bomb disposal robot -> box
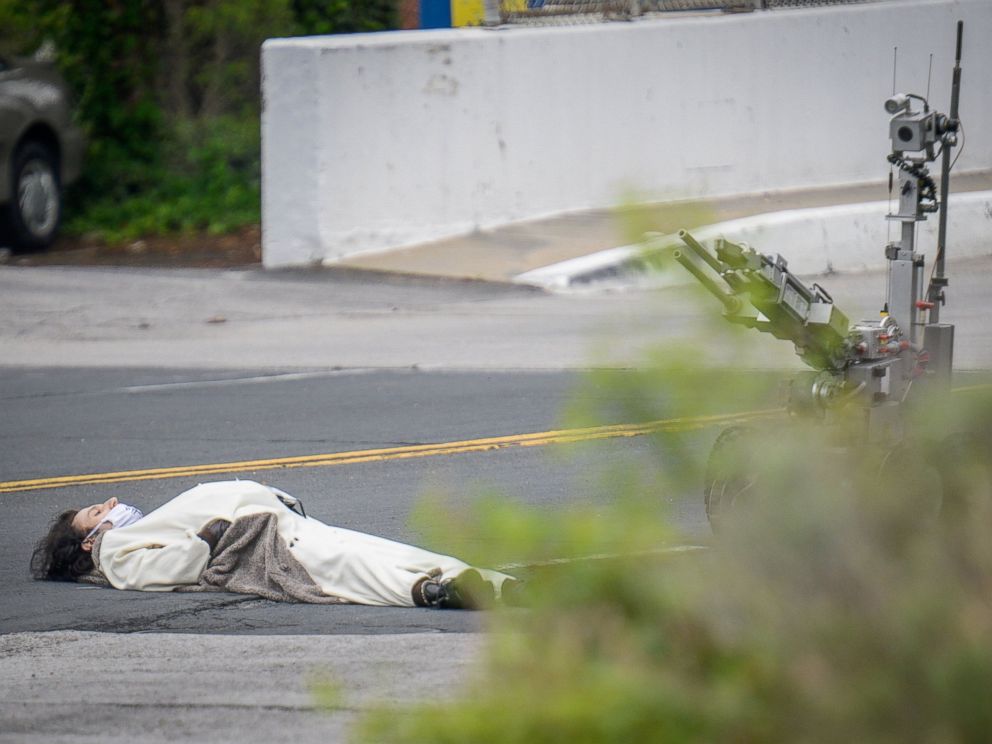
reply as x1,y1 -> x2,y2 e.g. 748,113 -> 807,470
671,23 -> 973,531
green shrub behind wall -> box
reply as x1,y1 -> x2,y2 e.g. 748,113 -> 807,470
0,0 -> 397,243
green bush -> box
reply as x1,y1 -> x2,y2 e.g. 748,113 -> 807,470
0,0 -> 397,244
291,0 -> 395,35
349,277 -> 992,744
65,116 -> 262,242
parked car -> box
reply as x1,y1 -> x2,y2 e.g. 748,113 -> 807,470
0,54 -> 85,250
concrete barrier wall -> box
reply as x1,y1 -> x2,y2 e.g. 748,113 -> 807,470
261,0 -> 992,267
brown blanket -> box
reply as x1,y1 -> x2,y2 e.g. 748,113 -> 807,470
181,512 -> 346,603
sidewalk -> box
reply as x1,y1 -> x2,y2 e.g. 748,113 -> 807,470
10,172 -> 988,281
0,631 -> 483,744
339,171 -> 992,285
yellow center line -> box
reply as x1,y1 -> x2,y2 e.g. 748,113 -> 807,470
0,408 -> 782,495
5,380 -> 989,496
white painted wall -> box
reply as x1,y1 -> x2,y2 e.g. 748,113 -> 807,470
261,0 -> 992,268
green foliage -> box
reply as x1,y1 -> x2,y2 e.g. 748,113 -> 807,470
35,0 -> 164,174
65,116 -> 262,242
291,0 -> 396,35
0,0 -> 397,244
177,0 -> 296,118
0,4 -> 44,56
350,282 -> 992,744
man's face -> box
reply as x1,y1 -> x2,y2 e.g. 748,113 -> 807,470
70,497 -> 119,536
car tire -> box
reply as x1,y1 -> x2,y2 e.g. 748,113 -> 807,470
4,140 -> 62,251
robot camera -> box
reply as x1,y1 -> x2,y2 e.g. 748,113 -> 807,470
884,94 -> 910,114
889,110 -> 937,153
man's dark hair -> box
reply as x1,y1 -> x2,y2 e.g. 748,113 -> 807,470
30,510 -> 94,582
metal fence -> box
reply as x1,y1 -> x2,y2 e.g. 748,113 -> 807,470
496,0 -> 879,25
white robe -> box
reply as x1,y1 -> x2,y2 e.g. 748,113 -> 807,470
96,480 -> 511,606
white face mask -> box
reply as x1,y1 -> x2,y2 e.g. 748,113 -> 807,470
85,503 -> 144,541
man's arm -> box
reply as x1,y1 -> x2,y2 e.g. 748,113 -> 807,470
196,519 -> 232,554
100,531 -> 211,591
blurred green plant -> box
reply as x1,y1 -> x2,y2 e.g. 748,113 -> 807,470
64,116 -> 263,242
357,381 -> 992,744
291,0 -> 395,35
344,243 -> 992,742
0,0 -> 396,244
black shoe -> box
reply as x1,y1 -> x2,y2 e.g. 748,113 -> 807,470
413,577 -> 446,608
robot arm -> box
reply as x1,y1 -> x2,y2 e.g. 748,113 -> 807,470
672,230 -> 850,372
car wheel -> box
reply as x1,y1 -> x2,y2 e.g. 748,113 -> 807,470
6,140 -> 62,251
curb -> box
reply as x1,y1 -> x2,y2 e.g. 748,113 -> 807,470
515,192 -> 992,291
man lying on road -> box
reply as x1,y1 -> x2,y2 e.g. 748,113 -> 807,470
32,479 -> 519,609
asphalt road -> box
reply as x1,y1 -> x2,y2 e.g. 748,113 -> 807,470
0,363 -> 721,744
2,259 -> 990,742
3,366 -> 717,637
0,265 -> 730,743
4,259 -> 992,638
